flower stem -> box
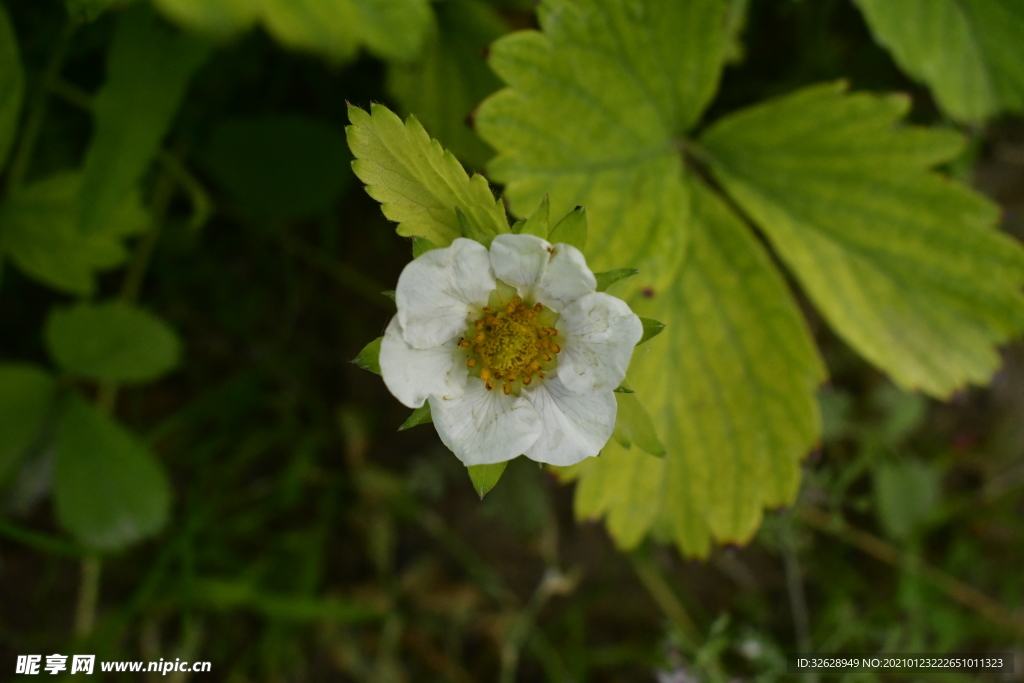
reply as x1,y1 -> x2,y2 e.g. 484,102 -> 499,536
74,555 -> 102,638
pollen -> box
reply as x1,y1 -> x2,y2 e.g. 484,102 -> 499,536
462,290 -> 560,394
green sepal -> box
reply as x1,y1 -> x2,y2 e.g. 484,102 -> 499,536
548,206 -> 587,251
595,268 -> 640,292
382,290 -> 396,302
467,460 -> 508,499
412,237 -> 439,258
510,219 -> 525,234
352,337 -> 382,376
456,206 -> 495,247
398,403 -> 432,431
613,385 -> 635,393
613,390 -> 666,458
637,317 -> 666,346
520,193 -> 550,239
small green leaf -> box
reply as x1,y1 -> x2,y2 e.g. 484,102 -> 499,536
201,115 -> 351,221
0,364 -> 55,485
412,237 -> 439,257
0,2 -> 24,172
637,317 -> 665,346
456,206 -> 494,246
519,194 -> 550,239
0,172 -> 149,295
381,290 -> 396,302
854,0 -> 1024,121
398,403 -> 432,431
79,5 -> 210,235
614,391 -> 666,458
347,103 -> 508,247
548,206 -> 587,251
467,461 -> 508,499
387,0 -> 507,168
45,301 -> 181,384
873,458 -> 940,541
54,396 -> 171,550
595,268 -> 640,293
352,337 -> 382,376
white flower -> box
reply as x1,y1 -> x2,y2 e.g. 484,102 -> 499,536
380,234 -> 643,467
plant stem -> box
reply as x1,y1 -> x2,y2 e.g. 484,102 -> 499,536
74,556 -> 102,638
629,551 -> 701,652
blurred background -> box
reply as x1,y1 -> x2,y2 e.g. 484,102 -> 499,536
2,0 -> 1024,681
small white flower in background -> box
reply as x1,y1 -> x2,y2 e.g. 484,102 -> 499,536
380,234 -> 642,466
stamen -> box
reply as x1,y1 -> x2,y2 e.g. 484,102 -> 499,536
480,368 -> 492,381
474,332 -> 485,343
467,358 -> 477,368
534,303 -> 543,312
522,375 -> 532,385
459,339 -> 471,348
550,343 -> 561,354
502,383 -> 512,395
483,306 -> 494,314
542,353 -> 551,361
505,303 -> 516,314
475,320 -> 485,329
486,379 -> 495,391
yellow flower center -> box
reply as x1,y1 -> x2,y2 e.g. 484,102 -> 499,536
459,292 -> 561,395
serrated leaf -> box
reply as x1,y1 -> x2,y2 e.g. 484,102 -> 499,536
352,337 -> 382,376
637,317 -> 665,346
152,0 -> 431,62
54,396 -> 171,550
46,302 -> 181,384
0,364 -> 55,485
613,391 -> 665,458
467,461 -> 507,499
0,2 -> 24,172
201,115 -> 351,221
0,172 -> 149,295
387,0 -> 507,168
477,0 -> 732,282
548,206 -> 587,251
701,82 -> 1024,398
595,268 -> 639,293
561,179 -> 825,556
398,403 -> 432,431
79,5 -> 210,235
347,103 -> 508,247
854,0 -> 1024,121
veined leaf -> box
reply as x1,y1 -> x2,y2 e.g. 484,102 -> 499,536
701,82 -> 1024,398
387,0 -> 507,168
79,5 -> 210,235
0,172 -> 149,295
467,461 -> 507,499
854,0 -> 1024,121
0,2 -> 24,172
347,103 -> 508,247
559,179 -> 825,556
0,364 -> 55,485
54,396 -> 171,550
152,0 -> 431,62
477,0 -> 732,282
46,301 -> 182,384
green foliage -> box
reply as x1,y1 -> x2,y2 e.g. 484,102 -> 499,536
0,173 -> 149,295
547,205 -> 587,251
352,336 -> 382,375
151,0 -> 432,62
477,0 -> 733,280
636,317 -> 665,346
201,115 -> 351,221
561,180 -> 825,553
54,395 -> 171,550
612,390 -> 665,458
467,461 -> 507,499
873,458 -> 940,541
854,0 -> 1024,121
346,103 -> 508,247
79,5 -> 210,235
66,0 -> 139,22
0,2 -> 23,172
45,301 -> 182,384
701,81 -> 1024,398
398,403 -> 431,431
594,268 -> 639,293
387,0 -> 507,169
0,364 -> 55,485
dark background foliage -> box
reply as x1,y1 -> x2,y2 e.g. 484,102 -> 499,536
2,0 -> 1023,681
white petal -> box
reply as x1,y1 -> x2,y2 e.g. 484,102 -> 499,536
523,378 -> 615,466
489,233 -> 550,298
396,238 -> 495,349
429,379 -> 542,465
535,243 -> 596,309
380,317 -> 468,408
557,292 -> 643,394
